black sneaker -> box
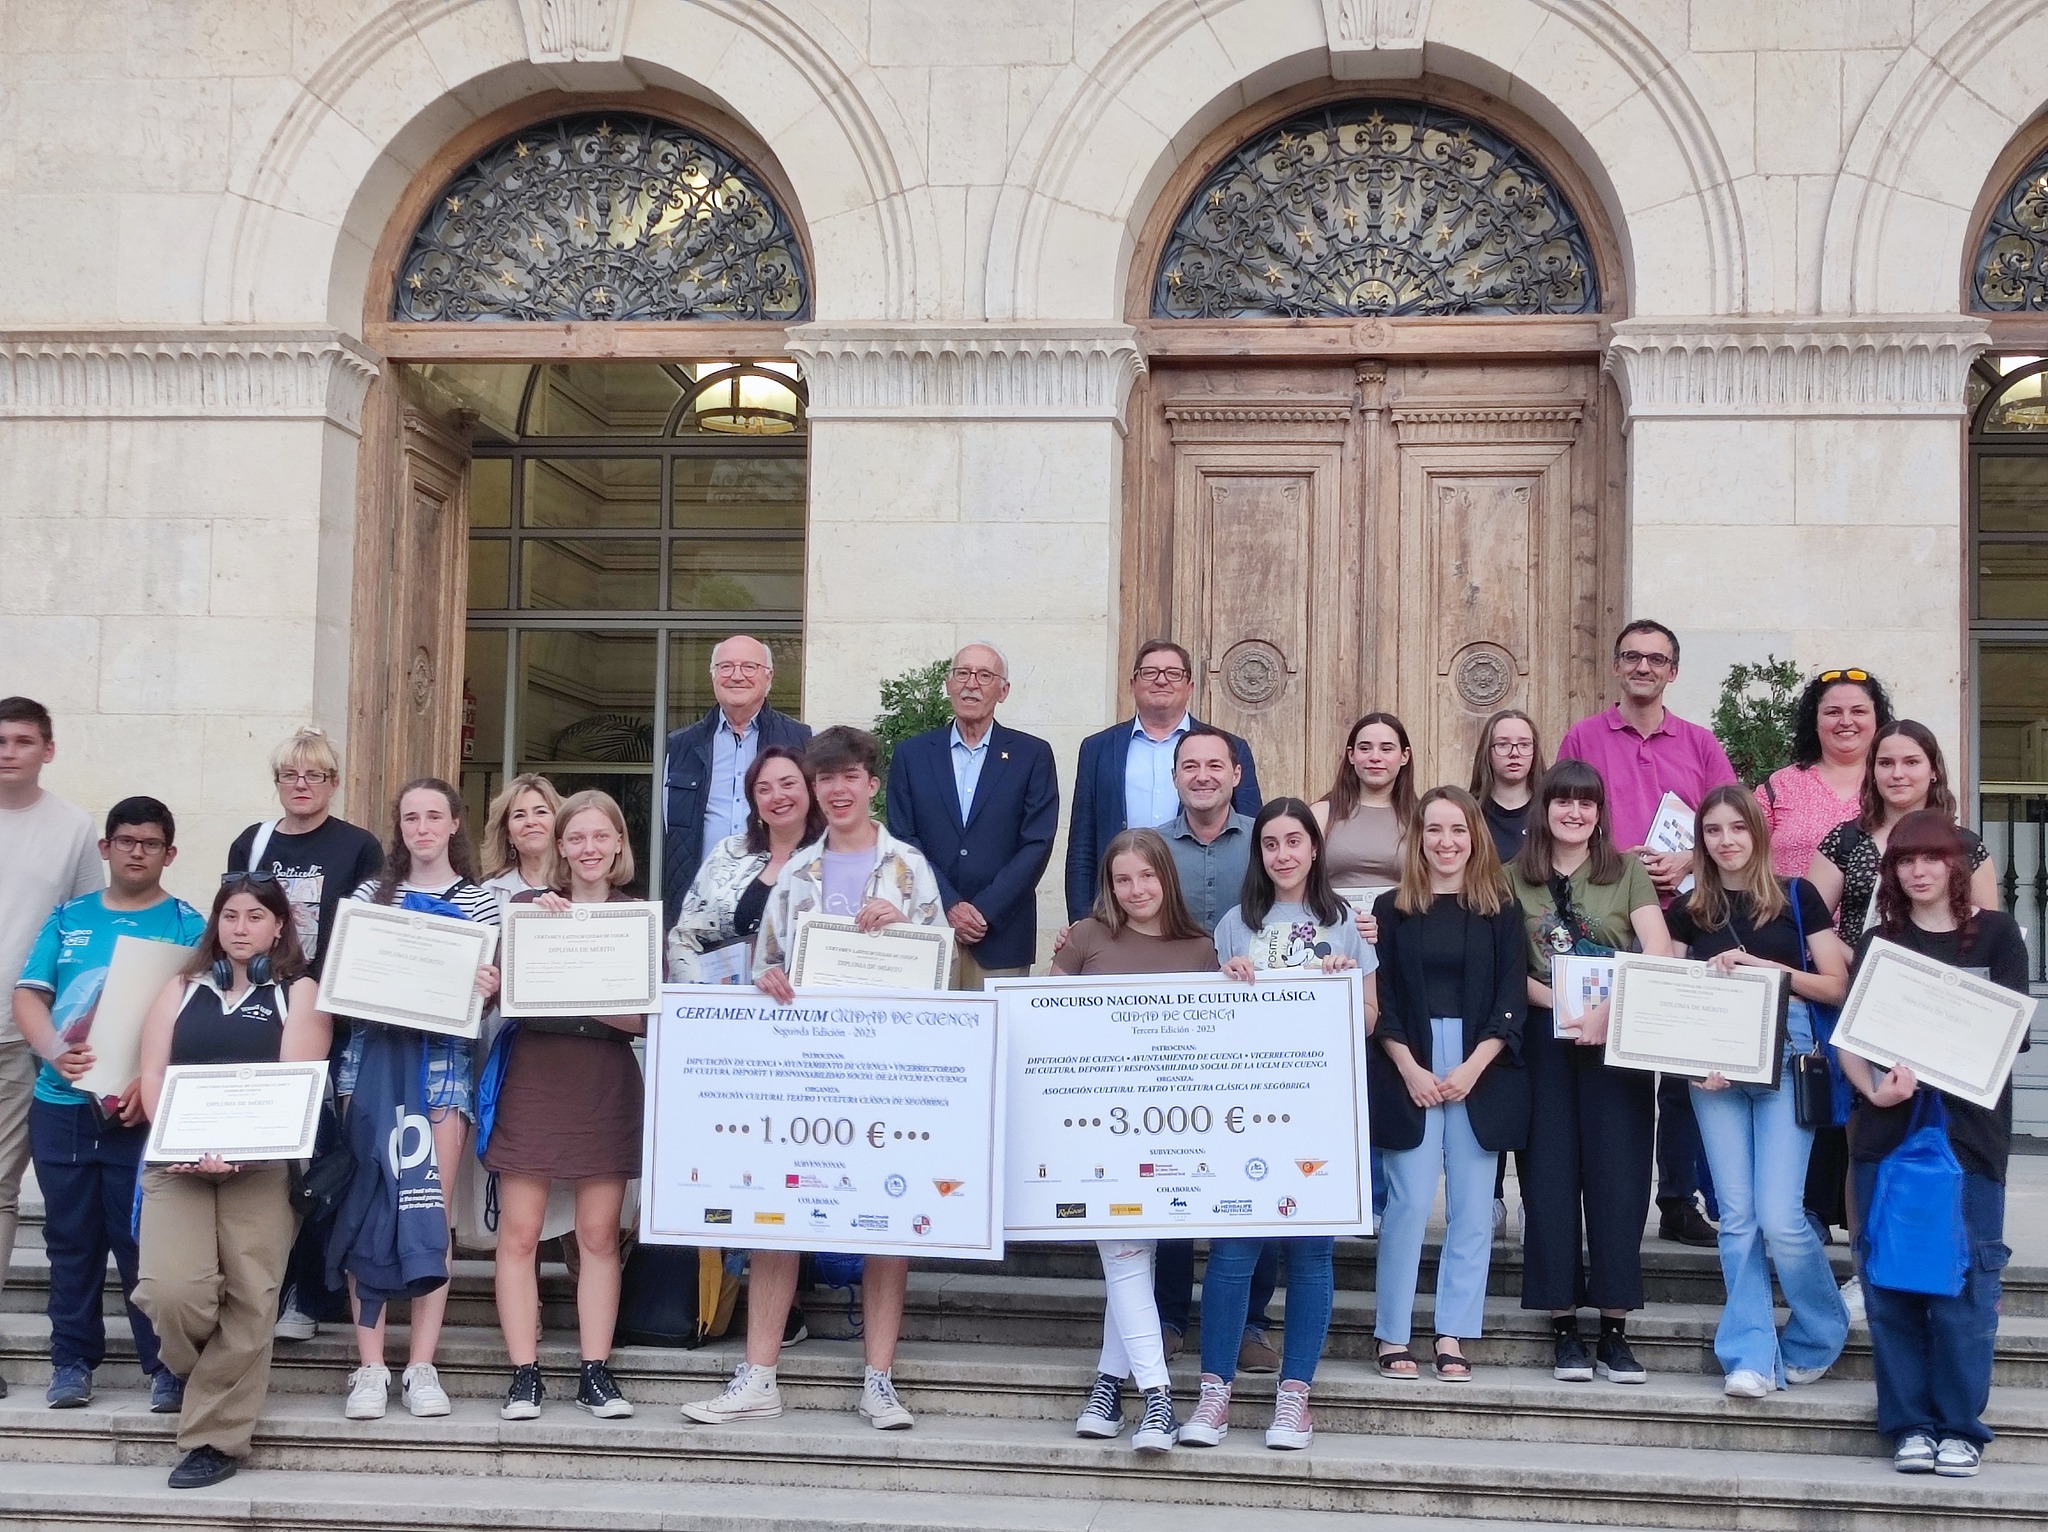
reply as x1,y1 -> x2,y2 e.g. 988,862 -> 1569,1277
1596,1330 -> 1647,1384
501,1362 -> 545,1421
1074,1372 -> 1125,1438
1552,1329 -> 1594,1382
576,1359 -> 634,1419
782,1304 -> 809,1349
167,1445 -> 238,1490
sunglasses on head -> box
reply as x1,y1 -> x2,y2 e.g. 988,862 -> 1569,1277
220,870 -> 280,888
1817,668 -> 1870,685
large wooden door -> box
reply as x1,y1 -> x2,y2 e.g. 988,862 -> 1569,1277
1125,358 -> 1618,799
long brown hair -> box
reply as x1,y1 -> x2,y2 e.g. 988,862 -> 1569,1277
1468,708 -> 1547,807
1858,720 -> 1958,834
480,772 -> 562,879
184,876 -> 308,984
1242,799 -> 1350,929
1875,809 -> 1975,944
1090,828 -> 1206,941
373,777 -> 479,904
1395,787 -> 1508,916
1323,712 -> 1418,825
1685,784 -> 1787,930
1514,759 -> 1625,886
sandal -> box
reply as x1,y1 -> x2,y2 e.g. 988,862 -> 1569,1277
1433,1342 -> 1472,1382
1376,1346 -> 1420,1380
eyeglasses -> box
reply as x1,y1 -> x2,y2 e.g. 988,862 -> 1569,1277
1491,740 -> 1536,755
1817,668 -> 1871,684
220,870 -> 279,888
108,834 -> 168,855
275,771 -> 335,786
1132,666 -> 1190,683
711,661 -> 770,678
949,667 -> 1004,686
1615,650 -> 1675,671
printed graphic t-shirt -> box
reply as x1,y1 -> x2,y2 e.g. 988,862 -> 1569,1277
227,816 -> 383,976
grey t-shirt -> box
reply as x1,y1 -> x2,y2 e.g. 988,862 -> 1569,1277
1213,900 -> 1376,975
0,791 -> 103,1046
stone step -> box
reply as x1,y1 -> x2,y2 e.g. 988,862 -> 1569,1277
6,1317 -> 2048,1464
5,1392 -> 2046,1531
0,1462 -> 1658,1532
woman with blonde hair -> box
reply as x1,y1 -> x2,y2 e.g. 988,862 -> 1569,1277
489,790 -> 647,1422
1055,827 -> 1219,1453
1664,785 -> 1851,1398
480,773 -> 563,907
1369,787 -> 1529,1381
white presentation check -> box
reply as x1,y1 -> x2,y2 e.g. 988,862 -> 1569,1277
994,970 -> 1371,1240
640,984 -> 1005,1258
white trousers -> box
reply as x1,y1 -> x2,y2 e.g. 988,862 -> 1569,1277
1096,1239 -> 1169,1390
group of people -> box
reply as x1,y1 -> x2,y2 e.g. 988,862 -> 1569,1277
0,614 -> 2028,1488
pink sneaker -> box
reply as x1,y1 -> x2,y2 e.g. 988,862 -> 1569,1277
1179,1373 -> 1231,1446
1265,1381 -> 1313,1450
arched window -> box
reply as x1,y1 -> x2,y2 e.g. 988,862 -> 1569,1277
395,113 -> 809,323
1151,99 -> 1598,319
1972,142 -> 2048,312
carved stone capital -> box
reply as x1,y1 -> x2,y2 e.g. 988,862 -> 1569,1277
515,0 -> 633,64
786,325 -> 1146,424
0,330 -> 380,434
1321,0 -> 1430,79
1605,317 -> 1990,420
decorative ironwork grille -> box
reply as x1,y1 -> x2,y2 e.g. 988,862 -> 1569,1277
1153,100 -> 1599,319
394,114 -> 809,322
1974,143 -> 2048,312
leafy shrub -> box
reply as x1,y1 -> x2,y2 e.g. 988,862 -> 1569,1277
1713,657 -> 1802,786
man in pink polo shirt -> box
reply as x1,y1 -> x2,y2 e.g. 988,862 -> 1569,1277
1556,619 -> 1737,1248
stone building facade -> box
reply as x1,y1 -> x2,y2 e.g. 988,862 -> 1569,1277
1,0 -> 2045,960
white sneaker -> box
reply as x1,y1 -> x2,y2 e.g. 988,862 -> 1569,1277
680,1363 -> 783,1424
273,1290 -> 317,1342
344,1364 -> 390,1421
1723,1370 -> 1771,1399
1935,1437 -> 1982,1477
1785,1363 -> 1831,1386
859,1368 -> 914,1430
402,1363 -> 452,1418
1840,1276 -> 1865,1323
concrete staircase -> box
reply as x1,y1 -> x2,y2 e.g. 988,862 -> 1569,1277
5,1207 -> 2048,1530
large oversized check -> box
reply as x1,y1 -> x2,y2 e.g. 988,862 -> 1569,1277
641,985 -> 1005,1258
994,971 -> 1370,1240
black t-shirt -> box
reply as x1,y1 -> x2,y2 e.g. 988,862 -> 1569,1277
1418,895 -> 1468,1018
1847,911 -> 2033,1183
1482,797 -> 1531,866
226,817 -> 383,977
1665,879 -> 1830,968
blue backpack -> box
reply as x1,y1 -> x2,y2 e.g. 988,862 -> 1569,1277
1864,1091 -> 1969,1298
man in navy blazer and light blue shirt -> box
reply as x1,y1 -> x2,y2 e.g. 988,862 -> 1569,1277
885,643 -> 1059,988
1064,639 -> 1262,922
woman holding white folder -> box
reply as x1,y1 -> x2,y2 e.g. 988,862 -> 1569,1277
1663,785 -> 1851,1398
133,876 -> 331,1491
1052,827 -> 1218,1454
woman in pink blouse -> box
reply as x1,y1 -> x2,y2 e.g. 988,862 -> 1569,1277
1755,669 -> 1894,878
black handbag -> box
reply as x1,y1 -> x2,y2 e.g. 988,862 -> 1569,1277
287,1101 -> 353,1221
1791,1049 -> 1835,1129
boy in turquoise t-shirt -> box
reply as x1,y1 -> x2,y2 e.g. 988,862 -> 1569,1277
13,797 -> 202,1411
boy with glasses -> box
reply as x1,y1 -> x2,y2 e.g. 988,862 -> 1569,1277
226,727 -> 382,1340
14,797 -> 202,1410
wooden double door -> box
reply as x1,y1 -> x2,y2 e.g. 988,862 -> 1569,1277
1123,358 -> 1621,801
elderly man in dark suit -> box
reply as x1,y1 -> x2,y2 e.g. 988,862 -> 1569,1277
885,643 -> 1059,988
661,635 -> 811,921
1064,639 -> 1261,921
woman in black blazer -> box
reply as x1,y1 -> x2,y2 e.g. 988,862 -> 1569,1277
1369,787 -> 1530,1381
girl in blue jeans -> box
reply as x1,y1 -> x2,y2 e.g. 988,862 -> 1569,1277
1186,798 -> 1376,1451
1665,786 -> 1852,1398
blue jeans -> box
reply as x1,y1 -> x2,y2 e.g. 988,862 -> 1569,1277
1854,1161 -> 2006,1447
1154,1238 -> 1277,1337
1689,1005 -> 1846,1382
1200,1237 -> 1334,1385
1375,1018 -> 1497,1345
29,1100 -> 162,1375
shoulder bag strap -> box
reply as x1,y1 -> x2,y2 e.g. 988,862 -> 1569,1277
248,818 -> 281,870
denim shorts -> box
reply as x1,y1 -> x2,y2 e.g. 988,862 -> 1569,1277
336,1026 -> 476,1122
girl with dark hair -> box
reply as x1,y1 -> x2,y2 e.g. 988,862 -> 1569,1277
1185,799 -> 1375,1453
1055,828 -> 1218,1455
1665,786 -> 1851,1398
1507,760 -> 1672,1384
1312,713 -> 1416,937
335,777 -> 501,1425
1757,668 -> 1894,878
132,877 -> 331,1489
668,745 -> 822,982
1839,811 -> 2031,1477
1469,709 -> 1548,864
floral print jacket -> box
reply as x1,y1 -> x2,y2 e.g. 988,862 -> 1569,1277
753,822 -> 944,978
667,832 -> 771,981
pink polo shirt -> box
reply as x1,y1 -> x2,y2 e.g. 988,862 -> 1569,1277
1555,705 -> 1739,851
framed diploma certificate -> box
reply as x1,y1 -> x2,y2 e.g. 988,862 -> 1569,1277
316,902 -> 498,1039
499,900 -> 662,1018
1832,937 -> 2037,1110
787,913 -> 954,992
146,1061 -> 328,1163
1604,954 -> 1787,1086
1336,885 -> 1394,917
